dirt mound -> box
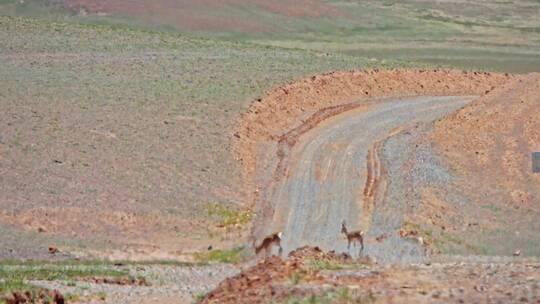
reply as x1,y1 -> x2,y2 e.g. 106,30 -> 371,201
433,73 -> 540,205
234,69 -> 512,237
4,289 -> 64,304
201,247 -> 356,304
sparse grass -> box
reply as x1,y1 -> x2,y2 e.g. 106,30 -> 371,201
288,270 -> 307,286
283,288 -> 377,304
434,231 -> 481,255
402,220 -> 453,253
306,259 -> 368,271
5,0 -> 539,72
0,259 -> 195,267
0,280 -> 41,300
481,204 -> 503,213
95,292 -> 107,301
0,262 -> 128,300
193,247 -> 245,264
206,203 -> 253,228
0,265 -> 127,281
402,219 -> 477,253
245,1 -> 540,72
0,15 -> 389,253
193,292 -> 207,303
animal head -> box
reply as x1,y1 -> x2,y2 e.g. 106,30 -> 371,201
277,232 -> 283,239
341,221 -> 347,233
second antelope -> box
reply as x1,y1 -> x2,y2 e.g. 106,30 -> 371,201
253,232 -> 283,258
341,221 -> 364,254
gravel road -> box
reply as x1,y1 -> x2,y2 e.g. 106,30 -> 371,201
266,96 -> 474,259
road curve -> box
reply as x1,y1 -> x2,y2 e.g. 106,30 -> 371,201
265,96 -> 474,258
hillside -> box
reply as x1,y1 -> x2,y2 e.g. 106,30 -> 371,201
2,0 -> 539,72
0,16 -> 390,260
431,74 -> 540,255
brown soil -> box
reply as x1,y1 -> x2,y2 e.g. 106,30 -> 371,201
415,73 -> 540,255
0,97 -> 247,260
202,247 -> 357,304
202,247 -> 540,303
234,69 -> 512,238
4,289 -> 64,304
433,73 -> 540,205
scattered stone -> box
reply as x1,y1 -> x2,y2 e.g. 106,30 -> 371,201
48,245 -> 58,254
82,276 -> 150,286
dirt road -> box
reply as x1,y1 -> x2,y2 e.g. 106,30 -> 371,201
265,96 -> 474,259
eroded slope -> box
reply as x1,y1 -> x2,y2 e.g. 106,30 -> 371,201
429,74 -> 540,255
434,74 -> 540,204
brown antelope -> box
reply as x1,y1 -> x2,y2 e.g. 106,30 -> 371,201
253,232 -> 283,257
341,221 -> 364,252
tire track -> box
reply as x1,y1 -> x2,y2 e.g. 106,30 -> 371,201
261,96 -> 475,259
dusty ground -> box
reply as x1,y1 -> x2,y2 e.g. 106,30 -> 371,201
427,74 -> 540,256
0,16 -> 384,260
434,73 -> 540,206
202,247 -> 540,303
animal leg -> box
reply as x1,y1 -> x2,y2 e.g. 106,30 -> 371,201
278,245 -> 283,257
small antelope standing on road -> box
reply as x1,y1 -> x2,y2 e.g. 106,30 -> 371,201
253,232 -> 283,257
341,221 -> 364,253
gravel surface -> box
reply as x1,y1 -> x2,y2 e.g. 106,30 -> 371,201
265,96 -> 474,260
32,264 -> 239,303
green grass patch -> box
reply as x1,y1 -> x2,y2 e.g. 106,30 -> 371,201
306,259 -> 368,271
481,204 -> 503,213
402,219 -> 479,254
288,270 -> 306,286
193,292 -> 207,303
432,230 -> 485,255
0,259 -> 194,267
0,263 -> 128,301
0,280 -> 42,301
206,203 -> 253,228
193,247 -> 245,264
0,264 -> 127,281
283,288 -> 377,304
